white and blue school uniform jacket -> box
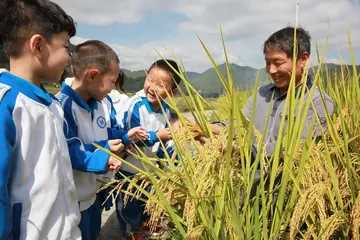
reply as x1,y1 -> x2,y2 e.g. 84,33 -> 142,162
62,78 -> 123,134
62,78 -> 124,186
0,71 -> 81,240
121,94 -> 171,174
107,89 -> 129,127
56,84 -> 130,212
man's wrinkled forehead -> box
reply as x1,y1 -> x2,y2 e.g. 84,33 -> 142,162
264,50 -> 289,61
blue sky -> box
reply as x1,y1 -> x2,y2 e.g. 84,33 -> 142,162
55,0 -> 360,72
76,11 -> 188,46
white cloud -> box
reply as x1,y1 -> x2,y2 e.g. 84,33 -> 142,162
53,0 -> 171,25
70,36 -> 88,45
57,0 -> 360,72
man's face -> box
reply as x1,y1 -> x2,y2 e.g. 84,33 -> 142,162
265,50 -> 308,93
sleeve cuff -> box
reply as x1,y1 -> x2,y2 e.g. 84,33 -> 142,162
121,134 -> 130,146
95,141 -> 111,174
149,131 -> 159,144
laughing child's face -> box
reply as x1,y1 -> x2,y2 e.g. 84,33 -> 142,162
143,66 -> 176,109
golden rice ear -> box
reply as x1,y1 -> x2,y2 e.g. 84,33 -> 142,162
351,192 -> 360,239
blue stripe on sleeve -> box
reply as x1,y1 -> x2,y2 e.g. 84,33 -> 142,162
63,98 -> 109,174
105,96 -> 132,145
127,101 -> 159,147
106,96 -> 119,129
0,90 -> 17,240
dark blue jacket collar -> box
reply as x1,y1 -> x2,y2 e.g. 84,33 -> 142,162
61,84 -> 98,112
1,72 -> 52,105
141,96 -> 169,113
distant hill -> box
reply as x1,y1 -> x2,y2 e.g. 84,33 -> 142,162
189,63 -> 268,92
186,71 -> 200,79
122,69 -> 146,79
121,69 -> 201,94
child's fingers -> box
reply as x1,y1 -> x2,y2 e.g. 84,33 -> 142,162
134,132 -> 148,140
135,126 -> 147,131
139,132 -> 149,139
111,143 -> 124,154
136,129 -> 148,135
108,165 -> 120,172
108,157 -> 122,172
108,139 -> 121,145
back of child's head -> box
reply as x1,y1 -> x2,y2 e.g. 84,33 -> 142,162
148,59 -> 182,88
70,40 -> 119,78
263,27 -> 311,59
59,67 -> 73,84
115,70 -> 126,92
0,0 -> 76,58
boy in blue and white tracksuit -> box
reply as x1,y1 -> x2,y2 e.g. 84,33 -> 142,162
120,94 -> 172,173
57,80 -> 126,240
61,77 -> 123,211
0,1 -> 81,239
0,71 -> 81,240
58,40 -> 148,240
116,59 -> 182,237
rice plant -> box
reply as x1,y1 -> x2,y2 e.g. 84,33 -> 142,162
96,29 -> 360,239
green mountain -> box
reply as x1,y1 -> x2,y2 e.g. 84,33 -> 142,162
186,71 -> 200,79
122,69 -> 146,79
189,63 -> 268,92
121,69 -> 201,94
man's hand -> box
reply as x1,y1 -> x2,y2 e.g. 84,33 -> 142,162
128,127 -> 148,141
156,128 -> 172,141
108,139 -> 124,155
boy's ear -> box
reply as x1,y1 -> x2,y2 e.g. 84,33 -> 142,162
86,69 -> 100,81
171,87 -> 178,96
29,34 -> 45,59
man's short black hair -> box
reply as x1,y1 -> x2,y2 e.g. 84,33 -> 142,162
0,0 -> 76,57
263,27 -> 311,59
148,59 -> 182,88
70,40 -> 119,78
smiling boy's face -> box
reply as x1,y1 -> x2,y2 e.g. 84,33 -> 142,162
88,60 -> 120,101
40,31 -> 71,82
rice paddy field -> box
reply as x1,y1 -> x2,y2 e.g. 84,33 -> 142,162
96,33 -> 360,239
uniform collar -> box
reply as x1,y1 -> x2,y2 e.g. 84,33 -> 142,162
61,84 -> 98,112
141,96 -> 169,114
2,72 -> 52,105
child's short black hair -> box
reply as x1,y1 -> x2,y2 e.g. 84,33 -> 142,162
70,40 -> 119,78
115,70 -> 126,92
59,67 -> 73,84
0,0 -> 76,58
148,59 -> 182,88
263,27 -> 311,59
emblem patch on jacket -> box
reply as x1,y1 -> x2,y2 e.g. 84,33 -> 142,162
97,116 -> 106,128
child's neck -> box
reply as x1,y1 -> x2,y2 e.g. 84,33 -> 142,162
150,102 -> 161,111
9,58 -> 41,87
71,77 -> 91,102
